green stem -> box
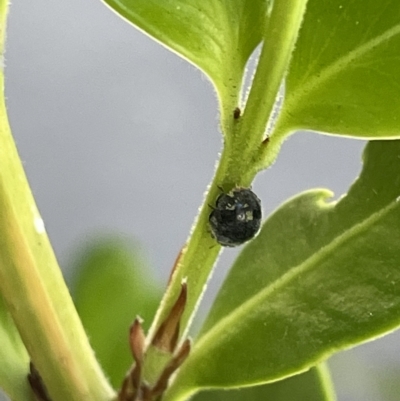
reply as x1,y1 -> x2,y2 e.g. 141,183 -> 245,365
145,0 -> 309,391
316,363 -> 338,401
146,147 -> 230,343
0,3 -> 114,400
239,0 -> 309,163
0,94 -> 115,401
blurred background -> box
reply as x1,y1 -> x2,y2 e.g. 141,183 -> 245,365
2,1 -> 400,400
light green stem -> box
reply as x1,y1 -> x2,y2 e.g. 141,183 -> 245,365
0,2 -> 114,400
146,0 -> 310,393
145,149 -> 228,343
239,0 -> 309,162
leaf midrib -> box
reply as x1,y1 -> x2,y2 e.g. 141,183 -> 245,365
283,23 -> 400,113
192,196 -> 399,359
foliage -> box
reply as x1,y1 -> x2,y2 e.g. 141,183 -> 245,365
1,0 -> 400,401
71,239 -> 161,387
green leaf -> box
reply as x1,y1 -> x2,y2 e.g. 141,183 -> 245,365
166,140 -> 400,397
190,364 -> 336,401
101,0 -> 268,116
71,237 -> 161,387
0,295 -> 34,401
275,0 -> 400,138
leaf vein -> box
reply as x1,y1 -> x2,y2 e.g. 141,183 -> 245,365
285,23 -> 400,111
194,198 -> 399,355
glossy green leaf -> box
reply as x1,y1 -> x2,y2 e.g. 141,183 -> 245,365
102,0 -> 268,114
166,140 -> 400,397
191,364 -> 336,401
0,295 -> 34,401
275,0 -> 400,138
71,238 -> 161,387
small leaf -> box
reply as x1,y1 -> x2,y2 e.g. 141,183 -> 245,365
190,364 -> 336,401
101,0 -> 268,114
0,295 -> 34,401
71,237 -> 161,387
168,140 -> 400,393
275,0 -> 400,138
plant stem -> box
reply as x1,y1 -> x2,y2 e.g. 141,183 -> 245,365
147,0 -> 309,345
146,148 -> 229,344
0,3 -> 115,399
146,0 -> 310,391
0,94 -> 115,401
240,0 -> 309,151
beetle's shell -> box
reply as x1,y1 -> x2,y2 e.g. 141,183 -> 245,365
209,187 -> 262,247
